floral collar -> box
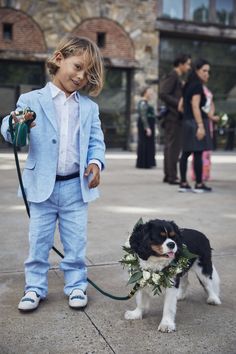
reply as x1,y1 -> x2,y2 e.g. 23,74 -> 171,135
120,219 -> 197,296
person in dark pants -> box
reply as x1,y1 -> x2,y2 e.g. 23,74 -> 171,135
179,58 -> 213,193
136,87 -> 156,169
160,54 -> 191,184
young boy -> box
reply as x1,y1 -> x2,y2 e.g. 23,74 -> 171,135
1,35 -> 106,311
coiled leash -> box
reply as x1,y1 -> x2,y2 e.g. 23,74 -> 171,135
9,109 -> 138,301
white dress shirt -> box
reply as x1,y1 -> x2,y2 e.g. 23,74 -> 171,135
49,82 -> 101,176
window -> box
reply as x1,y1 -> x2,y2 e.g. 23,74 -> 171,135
0,60 -> 45,86
4,0 -> 13,6
159,0 -> 236,26
216,0 -> 234,26
189,0 -> 209,23
162,0 -> 184,20
97,32 -> 106,48
3,23 -> 13,40
93,68 -> 129,148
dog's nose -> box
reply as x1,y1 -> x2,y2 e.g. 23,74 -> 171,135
166,241 -> 175,249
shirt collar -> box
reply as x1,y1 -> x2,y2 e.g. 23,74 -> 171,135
48,82 -> 79,102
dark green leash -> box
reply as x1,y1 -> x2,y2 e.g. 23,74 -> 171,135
9,110 -> 138,301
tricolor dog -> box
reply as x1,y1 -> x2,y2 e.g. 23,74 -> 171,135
124,219 -> 221,332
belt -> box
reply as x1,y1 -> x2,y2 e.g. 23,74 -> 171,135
55,171 -> 80,181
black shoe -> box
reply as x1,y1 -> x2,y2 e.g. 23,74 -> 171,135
163,177 -> 169,183
178,183 -> 192,192
169,179 -> 180,185
193,183 -> 212,193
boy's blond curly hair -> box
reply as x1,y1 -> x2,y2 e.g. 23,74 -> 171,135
47,35 -> 104,97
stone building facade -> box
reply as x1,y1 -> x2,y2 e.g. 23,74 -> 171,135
0,0 -> 158,149
1,0 -> 236,149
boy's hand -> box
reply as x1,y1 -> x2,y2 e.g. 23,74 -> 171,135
84,163 -> 100,189
24,111 -> 36,128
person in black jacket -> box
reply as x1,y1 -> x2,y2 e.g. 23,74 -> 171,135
160,54 -> 191,184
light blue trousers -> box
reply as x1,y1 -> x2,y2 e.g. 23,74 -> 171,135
24,177 -> 88,299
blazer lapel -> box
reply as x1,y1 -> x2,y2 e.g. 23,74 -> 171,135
37,84 -> 58,132
77,93 -> 91,129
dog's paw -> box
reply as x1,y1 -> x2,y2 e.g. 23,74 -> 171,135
158,321 -> 176,333
124,309 -> 142,320
207,296 -> 221,305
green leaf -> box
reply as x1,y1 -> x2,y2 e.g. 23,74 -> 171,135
120,259 -> 137,266
122,246 -> 133,253
127,271 -> 143,285
182,244 -> 198,259
153,285 -> 162,295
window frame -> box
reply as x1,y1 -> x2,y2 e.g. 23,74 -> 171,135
158,0 -> 236,27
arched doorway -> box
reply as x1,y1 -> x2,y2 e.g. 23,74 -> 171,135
0,8 -> 47,146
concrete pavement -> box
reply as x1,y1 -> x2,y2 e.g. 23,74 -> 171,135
0,150 -> 236,354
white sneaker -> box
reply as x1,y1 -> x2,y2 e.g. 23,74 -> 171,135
193,183 -> 212,193
18,291 -> 40,311
69,289 -> 88,309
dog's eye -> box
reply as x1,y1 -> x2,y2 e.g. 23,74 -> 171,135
169,231 -> 175,237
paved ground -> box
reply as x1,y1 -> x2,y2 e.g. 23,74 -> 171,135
0,150 -> 236,354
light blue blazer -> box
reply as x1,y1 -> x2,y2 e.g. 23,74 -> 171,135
1,84 -> 106,203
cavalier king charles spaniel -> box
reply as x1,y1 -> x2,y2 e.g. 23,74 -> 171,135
124,219 -> 221,332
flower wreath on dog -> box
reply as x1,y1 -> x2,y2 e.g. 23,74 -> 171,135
120,218 -> 197,296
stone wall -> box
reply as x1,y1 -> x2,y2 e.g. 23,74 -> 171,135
0,0 -> 159,149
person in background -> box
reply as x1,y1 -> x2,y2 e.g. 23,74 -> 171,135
179,58 -> 213,193
191,85 -> 219,181
159,53 -> 191,185
136,87 -> 156,169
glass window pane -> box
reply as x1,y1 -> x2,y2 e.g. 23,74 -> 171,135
162,0 -> 183,19
216,0 -> 234,26
190,0 -> 209,22
0,60 -> 45,86
93,68 -> 128,148
0,87 -> 15,116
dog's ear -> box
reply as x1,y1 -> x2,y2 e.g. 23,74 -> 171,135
169,221 -> 181,237
129,223 -> 151,260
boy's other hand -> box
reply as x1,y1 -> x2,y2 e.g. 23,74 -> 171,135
84,163 -> 100,188
24,111 -> 36,128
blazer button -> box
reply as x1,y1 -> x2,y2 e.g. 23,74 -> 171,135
52,139 -> 57,144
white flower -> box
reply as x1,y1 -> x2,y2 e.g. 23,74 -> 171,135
139,279 -> 147,287
221,113 -> 228,123
142,270 -> 151,281
176,267 -> 182,274
152,273 -> 161,284
125,254 -> 136,261
175,267 -> 183,274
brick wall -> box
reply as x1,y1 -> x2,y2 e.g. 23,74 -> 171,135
73,18 -> 134,60
0,8 -> 46,53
